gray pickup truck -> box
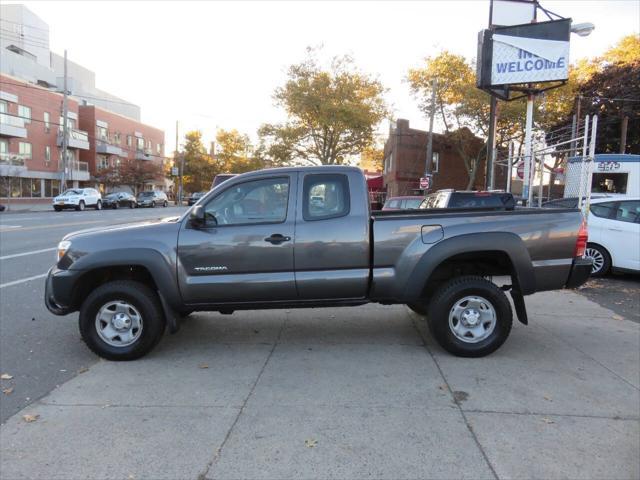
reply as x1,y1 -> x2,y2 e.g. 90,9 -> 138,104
45,166 -> 591,360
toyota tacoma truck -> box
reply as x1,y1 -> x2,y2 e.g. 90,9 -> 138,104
45,166 -> 592,360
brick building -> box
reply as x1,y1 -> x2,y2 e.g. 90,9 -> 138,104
1,74 -> 167,200
1,74 -> 87,199
382,119 -> 505,196
78,105 -> 166,193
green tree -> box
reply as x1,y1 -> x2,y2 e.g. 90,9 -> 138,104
551,35 -> 640,154
118,159 -> 164,195
216,129 -> 265,173
359,144 -> 384,172
260,49 -> 389,165
407,51 -> 577,188
182,130 -> 218,193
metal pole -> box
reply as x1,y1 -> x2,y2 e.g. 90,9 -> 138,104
175,120 -> 180,204
486,95 -> 497,190
425,78 -> 437,177
60,49 -> 69,191
569,114 -> 577,157
538,154 -> 544,207
577,115 -> 590,211
506,141 -> 513,193
523,93 -> 534,205
584,115 -> 598,216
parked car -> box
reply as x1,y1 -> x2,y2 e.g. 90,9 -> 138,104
45,166 -> 591,361
382,196 -> 424,210
187,191 -> 207,206
53,188 -> 102,211
583,197 -> 640,276
136,190 -> 168,208
420,190 -> 515,210
542,195 -> 611,209
211,174 -> 236,189
101,192 -> 136,209
0,204 -> 5,212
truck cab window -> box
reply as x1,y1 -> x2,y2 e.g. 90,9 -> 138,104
204,177 -> 289,226
303,174 -> 350,221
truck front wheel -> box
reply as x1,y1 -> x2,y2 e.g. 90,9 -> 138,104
79,280 -> 166,361
427,276 -> 512,357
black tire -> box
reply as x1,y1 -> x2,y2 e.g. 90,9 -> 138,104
79,280 -> 166,361
151,201 -> 156,208
129,201 -> 135,209
113,202 -> 119,210
427,276 -> 512,358
54,206 -> 62,212
407,302 -> 428,316
585,243 -> 611,277
95,200 -> 102,211
76,201 -> 85,211
163,200 -> 168,207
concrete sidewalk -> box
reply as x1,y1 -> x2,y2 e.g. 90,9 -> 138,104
1,290 -> 638,479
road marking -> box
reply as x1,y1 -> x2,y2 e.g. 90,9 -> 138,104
0,273 -> 48,289
0,248 -> 56,261
0,220 -> 105,233
0,225 -> 21,231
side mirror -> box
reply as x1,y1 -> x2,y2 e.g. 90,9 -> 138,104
190,205 -> 206,227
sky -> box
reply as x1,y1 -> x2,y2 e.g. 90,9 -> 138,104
19,0 -> 640,153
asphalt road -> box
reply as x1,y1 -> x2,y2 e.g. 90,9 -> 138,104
0,206 -> 187,423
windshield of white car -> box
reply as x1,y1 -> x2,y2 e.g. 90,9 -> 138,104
61,189 -> 82,196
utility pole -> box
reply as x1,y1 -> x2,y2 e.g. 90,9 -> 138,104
620,116 -> 628,154
175,120 -> 183,205
425,78 -> 437,180
60,49 -> 69,191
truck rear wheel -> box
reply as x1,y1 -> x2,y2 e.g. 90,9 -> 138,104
427,276 -> 512,357
79,280 -> 166,361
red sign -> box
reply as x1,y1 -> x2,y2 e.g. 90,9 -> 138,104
419,176 -> 431,190
516,161 -> 525,179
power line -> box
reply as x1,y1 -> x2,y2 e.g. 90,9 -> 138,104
0,80 -> 138,107
1,113 -> 167,160
0,17 -> 50,33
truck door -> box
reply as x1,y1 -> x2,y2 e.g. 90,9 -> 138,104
294,171 -> 370,299
177,174 -> 297,304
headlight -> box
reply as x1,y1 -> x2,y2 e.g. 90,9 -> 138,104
57,240 -> 71,262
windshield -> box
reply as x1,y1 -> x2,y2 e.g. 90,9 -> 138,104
61,189 -> 82,196
138,192 -> 154,197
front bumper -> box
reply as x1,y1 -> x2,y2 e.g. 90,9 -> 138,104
44,266 -> 82,315
565,257 -> 593,289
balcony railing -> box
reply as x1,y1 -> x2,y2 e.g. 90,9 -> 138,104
135,148 -> 154,160
0,113 -> 28,138
96,140 -> 124,156
0,152 -> 27,166
57,128 -> 90,150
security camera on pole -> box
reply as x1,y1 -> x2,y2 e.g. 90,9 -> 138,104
477,0 -> 594,205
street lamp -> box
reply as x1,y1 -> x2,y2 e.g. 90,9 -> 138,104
571,22 -> 595,37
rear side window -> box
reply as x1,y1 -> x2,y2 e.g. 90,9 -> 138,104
590,201 -> 617,219
615,200 -> 640,223
303,174 -> 350,221
385,198 -> 402,209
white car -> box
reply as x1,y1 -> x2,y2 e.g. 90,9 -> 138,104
53,188 -> 102,212
585,197 -> 640,276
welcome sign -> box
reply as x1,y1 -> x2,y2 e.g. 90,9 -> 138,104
476,18 -> 572,92
491,34 -> 569,84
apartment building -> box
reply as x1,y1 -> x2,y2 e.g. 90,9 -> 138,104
382,119 -> 504,196
0,73 -> 89,199
78,105 -> 166,193
0,4 -> 168,201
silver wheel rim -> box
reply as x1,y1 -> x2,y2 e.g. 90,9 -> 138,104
585,247 -> 604,274
95,300 -> 143,347
448,295 -> 496,344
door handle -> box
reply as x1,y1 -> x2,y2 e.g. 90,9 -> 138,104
264,234 -> 291,244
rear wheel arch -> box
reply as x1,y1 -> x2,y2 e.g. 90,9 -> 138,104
405,232 -> 534,303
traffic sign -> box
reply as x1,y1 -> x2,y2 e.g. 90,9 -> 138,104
419,175 -> 432,190
171,167 -> 179,176
516,161 -> 525,179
